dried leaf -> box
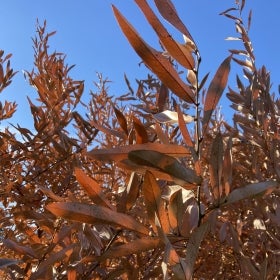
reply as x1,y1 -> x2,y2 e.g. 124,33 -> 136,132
222,137 -> 233,196
154,0 -> 196,48
135,0 -> 195,69
74,168 -> 114,210
88,143 -> 190,162
224,181 -> 278,205
128,149 -> 201,185
46,202 -> 149,235
112,5 -> 195,103
0,259 -> 21,269
157,83 -> 169,112
143,171 -> 170,233
124,172 -> 141,211
185,221 -> 209,279
99,237 -> 161,261
203,55 -> 231,133
3,239 -> 38,259
30,245 -> 75,280
153,109 -> 194,124
113,106 -> 128,136
132,116 -> 149,144
177,105 -> 194,147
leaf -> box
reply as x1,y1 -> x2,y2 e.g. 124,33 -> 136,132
132,116 -> 149,143
157,83 -> 169,112
46,202 -> 149,235
177,105 -> 194,147
135,0 -> 195,69
153,109 -> 194,124
209,132 -> 223,200
88,143 -> 190,162
0,259 -> 21,269
128,149 -> 201,186
99,237 -> 161,261
113,106 -> 128,136
168,188 -> 183,232
30,245 -> 74,280
3,239 -> 38,259
112,5 -> 195,103
224,181 -> 278,205
222,137 -> 233,196
74,168 -> 114,210
202,55 -> 231,134
142,171 -> 170,233
154,0 -> 196,48
123,172 -> 141,211
185,221 -> 209,279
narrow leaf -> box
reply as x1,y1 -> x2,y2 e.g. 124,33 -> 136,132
132,116 -> 149,144
224,181 -> 278,205
3,239 -> 38,259
112,5 -> 195,103
135,0 -> 195,69
74,168 -> 114,210
99,237 -> 161,261
46,202 -> 149,235
0,259 -> 21,269
185,222 -> 209,279
128,149 -> 201,185
202,56 -> 231,133
143,171 -> 170,233
153,109 -> 194,124
157,83 -> 169,112
113,106 -> 128,136
88,143 -> 190,162
154,0 -> 196,48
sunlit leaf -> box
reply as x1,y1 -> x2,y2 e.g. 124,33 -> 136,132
112,5 -> 195,103
88,143 -> 190,162
74,168 -> 114,210
202,55 -> 231,134
135,0 -> 195,69
143,171 -> 170,233
132,115 -> 149,143
46,202 -> 149,235
153,109 -> 194,124
113,106 -> 128,136
154,0 -> 196,49
128,149 -> 201,186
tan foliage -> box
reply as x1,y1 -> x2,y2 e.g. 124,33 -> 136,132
0,1 -> 279,279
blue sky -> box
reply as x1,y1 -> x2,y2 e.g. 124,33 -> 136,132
0,0 -> 279,128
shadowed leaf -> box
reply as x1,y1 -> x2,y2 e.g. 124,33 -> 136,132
0,259 -> 21,269
132,115 -> 149,143
185,221 -> 209,279
113,106 -> 128,136
224,181 -> 278,205
46,202 -> 149,235
3,239 -> 38,259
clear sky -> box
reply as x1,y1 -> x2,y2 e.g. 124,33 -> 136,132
0,0 -> 279,129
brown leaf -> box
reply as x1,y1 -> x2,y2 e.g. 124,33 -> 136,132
222,137 -> 233,196
135,0 -> 195,69
185,221 -> 209,279
132,115 -> 149,144
124,172 -> 141,211
87,143 -> 190,162
154,0 -> 196,49
99,237 -> 162,261
46,202 -> 149,235
30,245 -> 74,280
112,5 -> 195,103
113,106 -> 128,136
128,149 -> 201,186
74,168 -> 114,210
0,259 -> 21,269
143,171 -> 170,233
157,83 -> 169,112
177,105 -> 194,147
202,55 -> 231,134
209,132 -> 224,200
224,181 -> 278,205
3,239 -> 38,259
